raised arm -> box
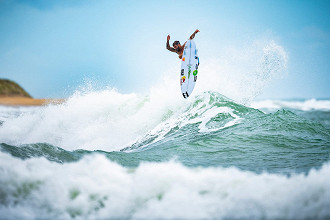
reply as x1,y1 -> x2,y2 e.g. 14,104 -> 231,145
166,35 -> 176,52
189,29 -> 200,40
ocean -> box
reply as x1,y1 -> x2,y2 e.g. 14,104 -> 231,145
0,41 -> 330,219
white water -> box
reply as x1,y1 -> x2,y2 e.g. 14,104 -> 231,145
195,40 -> 288,103
0,40 -> 287,151
0,152 -> 329,219
251,99 -> 330,111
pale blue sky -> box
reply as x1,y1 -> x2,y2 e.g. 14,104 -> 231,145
0,0 -> 329,99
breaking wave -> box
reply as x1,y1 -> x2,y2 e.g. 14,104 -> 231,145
0,152 -> 329,219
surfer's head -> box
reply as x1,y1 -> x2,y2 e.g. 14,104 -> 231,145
173,41 -> 180,49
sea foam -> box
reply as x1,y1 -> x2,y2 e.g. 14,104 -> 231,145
0,152 -> 329,219
251,99 -> 330,111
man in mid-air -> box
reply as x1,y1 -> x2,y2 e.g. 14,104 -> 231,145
166,29 -> 200,59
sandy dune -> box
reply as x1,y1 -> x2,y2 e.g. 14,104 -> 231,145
0,97 -> 65,106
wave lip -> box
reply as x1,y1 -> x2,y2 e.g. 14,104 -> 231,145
0,152 -> 329,219
124,92 -> 249,152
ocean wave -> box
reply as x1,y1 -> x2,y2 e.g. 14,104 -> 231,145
0,152 -> 329,219
123,92 -> 254,152
0,89 -> 166,151
0,91 -> 247,152
251,99 -> 330,111
0,90 -> 329,156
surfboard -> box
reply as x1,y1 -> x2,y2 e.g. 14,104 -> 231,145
180,39 -> 199,99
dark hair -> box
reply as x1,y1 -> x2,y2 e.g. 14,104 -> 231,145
173,41 -> 180,47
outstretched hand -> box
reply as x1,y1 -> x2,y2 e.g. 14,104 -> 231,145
189,29 -> 200,40
167,35 -> 170,41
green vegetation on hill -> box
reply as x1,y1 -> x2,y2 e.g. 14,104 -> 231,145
0,79 -> 32,98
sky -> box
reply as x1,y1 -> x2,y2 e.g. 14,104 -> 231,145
0,0 -> 329,99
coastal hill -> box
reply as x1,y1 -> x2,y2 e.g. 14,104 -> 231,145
0,79 -> 32,98
0,79 -> 64,106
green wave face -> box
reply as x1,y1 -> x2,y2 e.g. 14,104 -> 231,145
2,91 -> 329,174
119,92 -> 330,173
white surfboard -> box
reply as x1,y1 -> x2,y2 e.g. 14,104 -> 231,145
180,39 -> 199,98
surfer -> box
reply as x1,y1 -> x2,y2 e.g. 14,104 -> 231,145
166,29 -> 200,59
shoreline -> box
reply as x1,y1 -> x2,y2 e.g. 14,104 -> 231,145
0,97 -> 65,106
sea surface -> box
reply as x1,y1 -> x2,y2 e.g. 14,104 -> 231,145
0,92 -> 329,219
1,41 -> 330,219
